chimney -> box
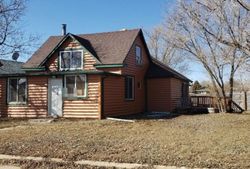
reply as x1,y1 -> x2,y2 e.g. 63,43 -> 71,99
62,24 -> 67,35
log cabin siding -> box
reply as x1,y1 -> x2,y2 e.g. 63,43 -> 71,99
170,78 -> 182,109
147,78 -> 172,112
103,35 -> 149,117
46,38 -> 97,72
0,78 -> 7,116
0,76 -> 48,117
63,75 -> 101,119
103,76 -> 126,116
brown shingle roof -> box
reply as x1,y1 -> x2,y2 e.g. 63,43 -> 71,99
147,58 -> 192,82
23,29 -> 140,68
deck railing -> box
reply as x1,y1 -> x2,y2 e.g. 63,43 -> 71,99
189,96 -> 244,113
190,96 -> 214,107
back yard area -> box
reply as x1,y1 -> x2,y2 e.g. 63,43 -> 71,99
0,113 -> 249,169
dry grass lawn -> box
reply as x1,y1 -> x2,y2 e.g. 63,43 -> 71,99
0,113 -> 249,169
0,118 -> 29,129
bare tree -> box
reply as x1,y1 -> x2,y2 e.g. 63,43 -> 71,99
0,0 -> 38,59
236,0 -> 250,11
160,0 -> 250,112
145,26 -> 190,74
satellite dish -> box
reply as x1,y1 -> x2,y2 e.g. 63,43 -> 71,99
12,51 -> 19,61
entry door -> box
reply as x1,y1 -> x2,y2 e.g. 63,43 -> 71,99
48,78 -> 63,117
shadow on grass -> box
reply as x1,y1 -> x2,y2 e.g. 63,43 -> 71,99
111,107 -> 211,121
114,112 -> 180,120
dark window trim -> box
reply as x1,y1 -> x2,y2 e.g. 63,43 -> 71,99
125,75 -> 135,101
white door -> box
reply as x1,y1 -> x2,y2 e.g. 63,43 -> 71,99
48,78 -> 63,117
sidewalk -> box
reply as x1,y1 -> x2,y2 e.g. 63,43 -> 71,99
0,154 -> 207,169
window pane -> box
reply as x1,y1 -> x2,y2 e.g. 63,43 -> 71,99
76,75 -> 86,96
18,78 -> 26,102
128,78 -> 133,98
125,77 -> 134,99
136,46 -> 142,64
136,46 -> 141,57
125,78 -> 129,99
9,79 -> 17,102
66,76 -> 75,96
61,52 -> 71,69
71,51 -> 82,69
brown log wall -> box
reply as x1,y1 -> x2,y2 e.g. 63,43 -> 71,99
63,75 -> 101,119
147,78 -> 172,112
103,35 -> 149,116
0,76 -> 48,117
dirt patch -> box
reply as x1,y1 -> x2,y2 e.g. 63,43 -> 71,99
0,114 -> 249,169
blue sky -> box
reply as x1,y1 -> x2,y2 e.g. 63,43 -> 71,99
22,0 -> 206,82
24,0 -> 169,39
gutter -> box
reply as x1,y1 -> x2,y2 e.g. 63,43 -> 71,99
21,67 -> 46,71
94,64 -> 125,68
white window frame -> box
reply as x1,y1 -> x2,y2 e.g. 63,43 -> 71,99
135,45 -> 142,65
63,74 -> 87,98
125,76 -> 135,100
7,77 -> 27,104
59,50 -> 84,70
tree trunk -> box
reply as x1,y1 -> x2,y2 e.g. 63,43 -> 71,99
228,76 -> 234,112
221,90 -> 228,113
244,91 -> 247,110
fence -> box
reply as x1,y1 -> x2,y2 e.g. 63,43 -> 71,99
233,91 -> 249,110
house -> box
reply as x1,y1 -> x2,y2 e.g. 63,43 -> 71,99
0,28 -> 191,119
190,88 -> 210,96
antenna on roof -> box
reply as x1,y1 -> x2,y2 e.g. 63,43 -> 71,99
12,51 -> 19,61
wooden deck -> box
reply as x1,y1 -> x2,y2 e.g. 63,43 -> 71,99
189,96 -> 244,113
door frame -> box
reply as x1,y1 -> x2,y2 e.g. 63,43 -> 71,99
48,78 -> 63,117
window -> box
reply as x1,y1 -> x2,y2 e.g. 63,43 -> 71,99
64,75 -> 87,97
60,50 -> 83,70
182,82 -> 189,98
125,76 -> 134,100
8,78 -> 27,104
135,46 -> 142,65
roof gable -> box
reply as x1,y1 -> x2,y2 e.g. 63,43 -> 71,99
23,29 -> 141,68
39,33 -> 101,67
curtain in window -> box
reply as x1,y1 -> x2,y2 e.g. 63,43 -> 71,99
18,78 -> 26,102
72,51 -> 82,68
9,79 -> 18,102
61,52 -> 71,69
66,76 -> 75,96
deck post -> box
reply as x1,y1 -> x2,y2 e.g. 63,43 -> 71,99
244,91 -> 247,110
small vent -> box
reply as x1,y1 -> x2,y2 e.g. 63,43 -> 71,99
120,28 -> 127,31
